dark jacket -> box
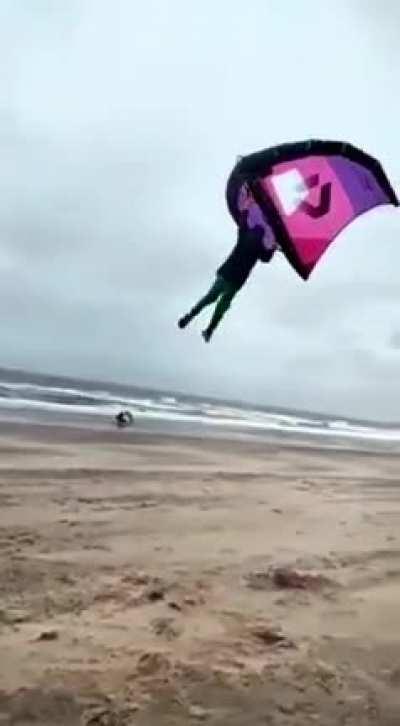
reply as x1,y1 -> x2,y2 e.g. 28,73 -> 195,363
217,228 -> 273,290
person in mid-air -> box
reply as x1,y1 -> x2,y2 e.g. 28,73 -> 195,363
178,224 -> 276,342
178,140 -> 399,342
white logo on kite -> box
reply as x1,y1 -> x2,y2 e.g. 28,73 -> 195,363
271,169 -> 309,216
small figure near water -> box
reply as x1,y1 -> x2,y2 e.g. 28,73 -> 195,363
115,410 -> 134,428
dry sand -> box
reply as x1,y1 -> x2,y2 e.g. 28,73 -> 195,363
1,424 -> 400,724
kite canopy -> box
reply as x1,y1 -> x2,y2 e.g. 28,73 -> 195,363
226,140 -> 399,280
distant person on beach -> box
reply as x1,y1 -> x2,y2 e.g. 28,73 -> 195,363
115,410 -> 134,428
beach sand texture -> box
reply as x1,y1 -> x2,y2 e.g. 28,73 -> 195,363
1,426 -> 400,724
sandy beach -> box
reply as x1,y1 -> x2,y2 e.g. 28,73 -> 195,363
1,424 -> 400,724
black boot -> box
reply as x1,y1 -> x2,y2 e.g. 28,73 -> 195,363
178,314 -> 192,329
202,328 -> 213,343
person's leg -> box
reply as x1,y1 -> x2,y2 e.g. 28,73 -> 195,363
202,284 -> 237,341
178,277 -> 224,328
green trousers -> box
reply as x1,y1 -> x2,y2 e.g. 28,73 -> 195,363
188,275 -> 238,335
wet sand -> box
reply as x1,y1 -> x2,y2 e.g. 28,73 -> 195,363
1,425 -> 400,724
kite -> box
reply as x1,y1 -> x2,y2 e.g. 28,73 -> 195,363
177,139 -> 398,342
226,139 -> 399,279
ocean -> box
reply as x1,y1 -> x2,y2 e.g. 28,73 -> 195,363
0,367 -> 399,450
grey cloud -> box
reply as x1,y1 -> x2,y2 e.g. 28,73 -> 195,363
388,332 -> 400,350
0,0 -> 399,419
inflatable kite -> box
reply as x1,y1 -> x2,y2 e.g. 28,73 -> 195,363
226,140 -> 398,280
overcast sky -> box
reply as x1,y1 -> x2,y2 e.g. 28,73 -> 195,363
0,0 -> 399,419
